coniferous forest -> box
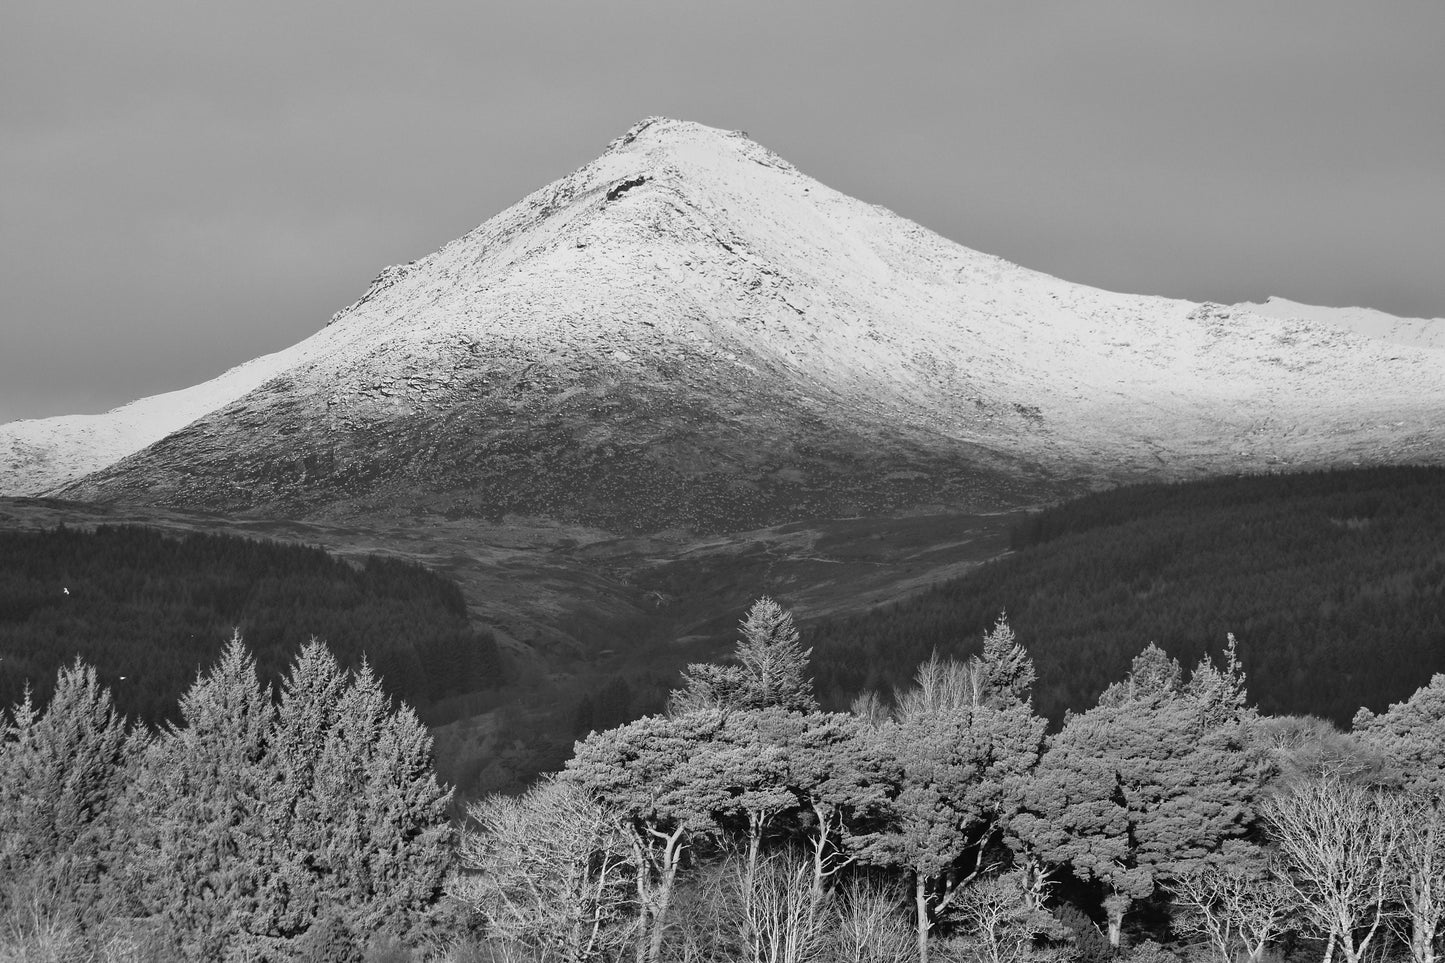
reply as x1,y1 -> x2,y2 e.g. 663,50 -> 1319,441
0,524 -> 503,721
6,594 -> 1445,963
809,466 -> 1445,723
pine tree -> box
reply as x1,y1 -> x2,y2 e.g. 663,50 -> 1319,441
567,711 -> 732,963
1353,673 -> 1445,795
857,701 -> 1045,963
1015,643 -> 1264,948
670,598 -> 817,713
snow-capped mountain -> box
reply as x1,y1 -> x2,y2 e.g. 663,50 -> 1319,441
7,118 -> 1443,531
0,340 -> 334,498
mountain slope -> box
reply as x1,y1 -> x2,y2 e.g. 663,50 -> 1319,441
0,339 -> 330,496
23,117 -> 1445,531
1234,296 -> 1445,351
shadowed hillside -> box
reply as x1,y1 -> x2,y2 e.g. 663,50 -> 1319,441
0,524 -> 502,722
810,466 -> 1445,724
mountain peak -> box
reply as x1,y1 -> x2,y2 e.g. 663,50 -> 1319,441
604,116 -> 774,159
12,123 -> 1444,529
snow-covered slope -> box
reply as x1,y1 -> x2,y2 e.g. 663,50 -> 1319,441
0,335 -> 349,496
1234,296 -> 1445,351
15,118 -> 1443,530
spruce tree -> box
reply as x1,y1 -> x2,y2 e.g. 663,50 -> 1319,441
977,614 -> 1036,707
0,662 -> 139,925
1096,642 -> 1182,707
310,659 -> 452,944
670,598 -> 817,713
256,639 -> 349,944
126,634 -> 275,962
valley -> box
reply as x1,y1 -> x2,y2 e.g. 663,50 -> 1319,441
0,493 -> 1026,792
2,118 -> 1442,797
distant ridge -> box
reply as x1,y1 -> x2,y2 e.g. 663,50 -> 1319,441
1234,296 -> 1445,351
3,117 -> 1439,531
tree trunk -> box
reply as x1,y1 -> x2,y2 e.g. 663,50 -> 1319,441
915,873 -> 931,963
1411,922 -> 1437,963
648,858 -> 678,963
1104,894 -> 1127,949
1019,855 -> 1050,911
747,817 -> 763,886
745,824 -> 762,963
632,834 -> 651,963
644,826 -> 687,963
809,802 -> 831,898
569,913 -> 584,963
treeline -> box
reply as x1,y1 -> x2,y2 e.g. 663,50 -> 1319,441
0,524 -> 502,721
462,599 -> 1445,963
7,598 -> 1445,963
809,466 -> 1445,723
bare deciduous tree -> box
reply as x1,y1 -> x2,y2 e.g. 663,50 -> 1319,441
724,850 -> 831,963
834,875 -> 916,963
1168,850 -> 1294,963
1265,778 -> 1404,963
1393,794 -> 1445,963
892,652 -> 981,724
453,775 -> 633,963
952,870 -> 1067,963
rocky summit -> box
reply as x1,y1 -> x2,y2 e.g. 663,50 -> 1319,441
10,118 -> 1444,532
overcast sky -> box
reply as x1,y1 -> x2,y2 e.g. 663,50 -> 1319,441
3,1 -> 1442,422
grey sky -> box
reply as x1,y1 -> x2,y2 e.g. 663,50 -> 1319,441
3,0 -> 1442,422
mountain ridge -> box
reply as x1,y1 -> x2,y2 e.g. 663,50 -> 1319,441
3,117 -> 1441,530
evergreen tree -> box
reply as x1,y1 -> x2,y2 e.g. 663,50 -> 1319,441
255,639 -> 350,944
1015,644 -> 1263,947
1096,642 -> 1182,707
0,662 -> 140,925
854,693 -> 1045,963
127,634 -> 275,962
695,709 -> 804,885
1353,673 -> 1445,795
786,711 -> 893,894
309,659 -> 453,944
670,598 -> 817,714
1187,633 -> 1251,728
669,661 -> 748,715
978,614 -> 1036,708
567,711 -> 732,963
